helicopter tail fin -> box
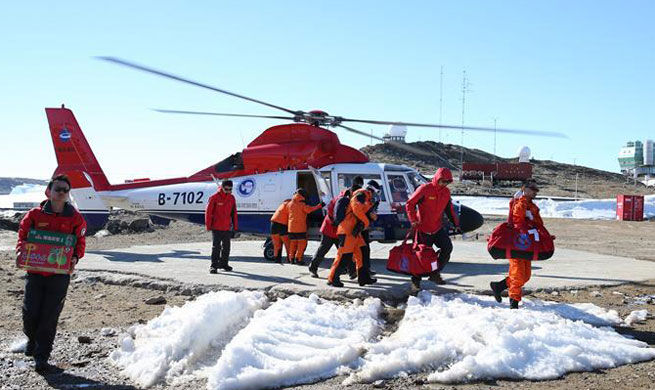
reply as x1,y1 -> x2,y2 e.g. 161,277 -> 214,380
46,106 -> 110,232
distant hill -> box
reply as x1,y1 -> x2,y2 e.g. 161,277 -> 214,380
0,177 -> 48,195
360,141 -> 653,199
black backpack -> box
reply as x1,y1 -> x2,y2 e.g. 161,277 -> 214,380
333,193 -> 351,226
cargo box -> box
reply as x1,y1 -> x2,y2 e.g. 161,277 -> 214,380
16,229 -> 77,274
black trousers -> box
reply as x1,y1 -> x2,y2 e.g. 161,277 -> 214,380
23,273 -> 70,361
309,235 -> 338,271
417,228 -> 453,271
211,230 -> 232,268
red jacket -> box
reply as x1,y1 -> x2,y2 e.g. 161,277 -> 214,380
320,190 -> 346,239
406,168 -> 459,234
205,187 -> 238,231
17,201 -> 87,276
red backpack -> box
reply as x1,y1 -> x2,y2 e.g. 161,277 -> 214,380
487,199 -> 555,261
387,230 -> 439,276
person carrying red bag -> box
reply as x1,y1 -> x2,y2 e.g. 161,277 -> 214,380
405,167 -> 460,290
490,179 -> 553,309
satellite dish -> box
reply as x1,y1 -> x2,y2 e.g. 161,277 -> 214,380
518,146 -> 531,163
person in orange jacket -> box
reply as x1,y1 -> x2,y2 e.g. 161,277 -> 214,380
205,180 -> 238,273
287,188 -> 324,265
16,174 -> 87,372
270,199 -> 292,263
327,181 -> 380,287
490,179 -> 549,309
405,167 -> 460,289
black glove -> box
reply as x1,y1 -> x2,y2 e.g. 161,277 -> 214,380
453,227 -> 463,235
320,201 -> 326,208
231,230 -> 237,238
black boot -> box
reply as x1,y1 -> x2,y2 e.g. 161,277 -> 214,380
358,270 -> 377,286
410,276 -> 421,290
218,262 -> 233,272
428,272 -> 446,285
490,278 -> 508,303
510,298 -> 519,309
308,265 -> 319,278
327,277 -> 344,288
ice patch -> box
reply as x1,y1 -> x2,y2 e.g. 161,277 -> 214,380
624,310 -> 649,326
348,292 -> 655,384
206,294 -> 382,390
110,290 -> 267,387
9,184 -> 46,195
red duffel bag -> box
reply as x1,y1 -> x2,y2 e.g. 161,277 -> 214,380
387,231 -> 439,276
487,202 -> 555,261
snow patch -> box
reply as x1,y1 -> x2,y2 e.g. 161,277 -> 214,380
624,310 -> 649,326
109,290 -> 266,387
348,292 -> 655,384
206,294 -> 382,390
454,195 -> 655,220
9,184 -> 46,195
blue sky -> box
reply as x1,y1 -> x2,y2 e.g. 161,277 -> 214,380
1,1 -> 654,182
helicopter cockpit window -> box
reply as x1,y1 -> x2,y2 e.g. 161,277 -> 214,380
407,171 -> 427,191
337,173 -> 386,202
320,171 -> 332,195
387,174 -> 410,202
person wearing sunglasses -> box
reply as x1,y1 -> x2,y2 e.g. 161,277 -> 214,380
15,174 -> 87,373
205,179 -> 238,273
405,167 -> 461,290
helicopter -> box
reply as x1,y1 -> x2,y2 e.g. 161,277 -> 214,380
46,57 -> 565,260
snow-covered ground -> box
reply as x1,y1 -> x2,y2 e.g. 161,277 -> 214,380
454,195 -> 655,220
108,291 -> 655,389
0,183 -> 46,209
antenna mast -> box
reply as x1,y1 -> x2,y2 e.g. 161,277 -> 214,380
459,70 -> 468,177
439,65 -> 444,143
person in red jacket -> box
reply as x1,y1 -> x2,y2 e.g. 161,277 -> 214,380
205,180 -> 238,273
308,177 -> 363,278
287,188 -> 324,265
16,174 -> 87,372
405,167 -> 460,289
490,179 -> 548,309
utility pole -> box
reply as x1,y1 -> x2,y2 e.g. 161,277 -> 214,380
459,70 -> 468,178
493,117 -> 498,163
575,173 -> 579,200
439,66 -> 444,143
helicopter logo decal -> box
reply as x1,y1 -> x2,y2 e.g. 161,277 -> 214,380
238,179 -> 256,197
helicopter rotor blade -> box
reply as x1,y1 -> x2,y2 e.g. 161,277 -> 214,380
97,56 -> 299,115
337,124 -> 453,166
340,117 -> 567,138
153,109 -> 296,121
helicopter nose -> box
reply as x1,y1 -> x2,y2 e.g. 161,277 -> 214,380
458,204 -> 484,233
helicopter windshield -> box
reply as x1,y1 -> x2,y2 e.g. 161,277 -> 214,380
406,171 -> 427,191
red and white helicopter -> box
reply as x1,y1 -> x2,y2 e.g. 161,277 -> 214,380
47,58 -> 564,260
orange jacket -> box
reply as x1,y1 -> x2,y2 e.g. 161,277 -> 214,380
511,195 -> 544,231
271,199 -> 291,225
287,193 -> 322,233
337,188 -> 375,235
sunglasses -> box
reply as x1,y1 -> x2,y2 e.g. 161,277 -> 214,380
53,187 -> 70,193
223,187 -> 233,191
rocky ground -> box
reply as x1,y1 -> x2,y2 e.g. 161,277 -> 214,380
1,217 -> 655,389
361,141 -> 654,199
